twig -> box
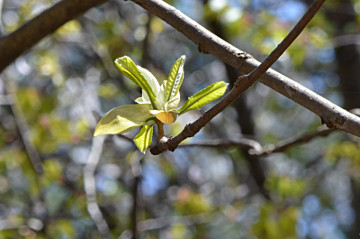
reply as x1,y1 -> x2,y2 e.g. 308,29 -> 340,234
255,127 -> 336,156
130,158 -> 143,239
8,94 -> 44,174
84,135 -> 112,239
150,0 -> 328,154
1,79 -> 43,174
255,108 -> 360,155
177,138 -> 262,152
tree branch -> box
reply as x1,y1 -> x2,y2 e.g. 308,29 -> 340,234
178,138 -> 262,151
178,126 -> 336,157
130,0 -> 360,143
255,127 -> 335,156
0,0 -> 108,72
1,77 -> 43,174
0,0 -> 358,141
84,135 -> 112,239
149,0 -> 332,154
130,158 -> 142,239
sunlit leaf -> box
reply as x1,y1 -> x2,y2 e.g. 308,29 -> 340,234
164,92 -> 180,111
115,56 -> 157,107
134,123 -> 154,153
94,104 -> 152,136
137,66 -> 164,109
178,81 -> 228,115
165,55 -> 185,101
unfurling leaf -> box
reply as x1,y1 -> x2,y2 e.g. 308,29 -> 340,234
134,123 -> 154,153
178,81 -> 228,115
165,55 -> 185,102
115,56 -> 157,107
94,104 -> 152,136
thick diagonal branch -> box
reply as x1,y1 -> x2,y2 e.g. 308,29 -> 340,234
131,0 -> 360,140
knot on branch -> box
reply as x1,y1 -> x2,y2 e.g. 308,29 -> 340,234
150,136 -> 169,155
321,114 -> 346,129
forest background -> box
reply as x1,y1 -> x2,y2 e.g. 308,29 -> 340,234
0,0 -> 360,238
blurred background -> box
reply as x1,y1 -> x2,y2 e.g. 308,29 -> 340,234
0,0 -> 360,238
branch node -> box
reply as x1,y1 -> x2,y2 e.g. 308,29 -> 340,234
150,136 -> 169,155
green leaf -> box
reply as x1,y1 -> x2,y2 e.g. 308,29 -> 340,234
115,56 -> 157,107
134,123 -> 154,153
165,55 -> 185,101
94,104 -> 152,136
178,81 -> 228,115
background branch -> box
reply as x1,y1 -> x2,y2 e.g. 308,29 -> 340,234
256,127 -> 335,156
130,159 -> 143,239
84,135 -> 112,239
1,77 -> 43,174
178,138 -> 262,151
178,126 -> 336,157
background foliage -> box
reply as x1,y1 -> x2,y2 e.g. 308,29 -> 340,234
0,0 -> 360,238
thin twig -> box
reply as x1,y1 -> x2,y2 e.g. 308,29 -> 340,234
1,79 -> 43,174
84,135 -> 112,239
178,138 -> 262,151
177,126 -> 337,157
255,128 -> 336,156
256,109 -> 360,155
150,0 -> 328,154
8,94 -> 44,174
130,158 -> 143,239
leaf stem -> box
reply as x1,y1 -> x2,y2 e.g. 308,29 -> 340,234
155,119 -> 164,142
150,98 -> 158,110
